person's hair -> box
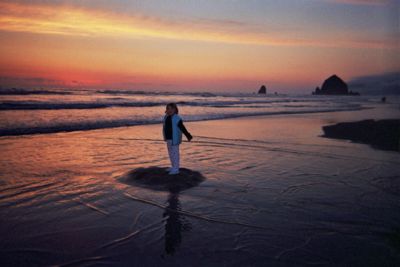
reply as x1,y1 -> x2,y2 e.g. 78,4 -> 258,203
166,103 -> 179,114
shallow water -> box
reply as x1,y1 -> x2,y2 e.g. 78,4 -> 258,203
0,105 -> 399,266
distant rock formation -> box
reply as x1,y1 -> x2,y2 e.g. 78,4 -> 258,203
258,85 -> 267,94
313,75 -> 359,95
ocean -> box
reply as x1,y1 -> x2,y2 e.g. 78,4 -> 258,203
0,88 -> 388,136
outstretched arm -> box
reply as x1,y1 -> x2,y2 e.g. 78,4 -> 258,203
178,120 -> 192,141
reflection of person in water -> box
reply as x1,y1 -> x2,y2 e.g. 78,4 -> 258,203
163,191 -> 192,255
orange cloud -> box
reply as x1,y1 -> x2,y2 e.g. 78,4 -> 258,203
0,1 -> 397,50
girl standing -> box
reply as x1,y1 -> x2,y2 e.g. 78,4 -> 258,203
163,103 -> 193,175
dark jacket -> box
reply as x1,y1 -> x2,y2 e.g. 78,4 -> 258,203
163,115 -> 192,143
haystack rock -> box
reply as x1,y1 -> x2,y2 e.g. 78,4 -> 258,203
258,85 -> 267,94
313,75 -> 359,95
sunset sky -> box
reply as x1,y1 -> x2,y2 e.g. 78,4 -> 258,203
0,0 -> 398,93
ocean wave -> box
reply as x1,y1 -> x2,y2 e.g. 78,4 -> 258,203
0,101 -> 163,110
96,90 -> 217,97
0,119 -> 154,136
0,88 -> 72,95
0,98 -> 348,110
0,106 -> 363,137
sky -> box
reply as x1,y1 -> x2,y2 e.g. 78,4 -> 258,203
0,0 -> 398,93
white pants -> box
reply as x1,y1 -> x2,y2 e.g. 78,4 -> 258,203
166,140 -> 180,171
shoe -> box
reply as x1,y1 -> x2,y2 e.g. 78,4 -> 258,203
168,169 -> 180,175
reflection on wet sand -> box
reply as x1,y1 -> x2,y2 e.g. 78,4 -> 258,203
163,191 -> 192,256
119,166 -> 204,255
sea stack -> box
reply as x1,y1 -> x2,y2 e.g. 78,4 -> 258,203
258,85 -> 267,94
313,75 -> 359,95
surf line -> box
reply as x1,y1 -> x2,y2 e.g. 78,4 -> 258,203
123,192 -> 270,230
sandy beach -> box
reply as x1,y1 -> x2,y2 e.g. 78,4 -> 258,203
1,102 -> 399,266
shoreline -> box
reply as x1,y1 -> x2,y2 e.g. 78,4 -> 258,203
0,106 -> 369,137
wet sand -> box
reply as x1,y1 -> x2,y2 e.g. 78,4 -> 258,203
0,104 -> 399,266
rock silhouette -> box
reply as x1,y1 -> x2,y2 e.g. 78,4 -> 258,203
118,166 -> 206,192
258,85 -> 267,94
313,75 -> 359,95
323,119 -> 400,151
